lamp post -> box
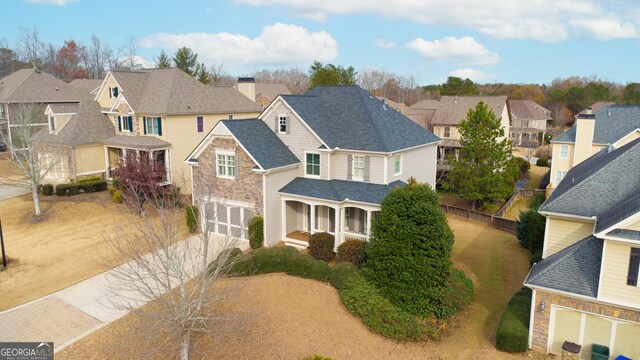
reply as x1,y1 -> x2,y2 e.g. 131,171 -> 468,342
0,217 -> 6,268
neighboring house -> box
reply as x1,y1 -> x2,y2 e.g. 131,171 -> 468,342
236,77 -> 291,108
376,97 -> 408,113
548,106 -> 640,193
405,99 -> 440,131
574,101 -> 616,121
430,95 -> 509,168
524,137 -> 640,358
508,100 -> 551,146
186,85 -> 440,248
69,79 -> 103,96
94,68 -> 261,191
0,68 -> 92,152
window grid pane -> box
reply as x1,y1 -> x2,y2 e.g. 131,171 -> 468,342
353,156 -> 364,179
306,153 -> 320,175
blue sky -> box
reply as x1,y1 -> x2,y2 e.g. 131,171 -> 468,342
3,0 -> 640,85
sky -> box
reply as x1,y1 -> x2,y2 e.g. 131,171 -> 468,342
2,0 -> 640,85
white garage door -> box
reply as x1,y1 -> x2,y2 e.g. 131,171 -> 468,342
204,202 -> 255,240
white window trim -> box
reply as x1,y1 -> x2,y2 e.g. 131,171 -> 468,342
352,155 -> 365,181
304,151 -> 321,178
215,150 -> 236,180
394,154 -> 402,176
145,117 -> 161,135
443,126 -> 451,138
48,116 -> 56,134
278,113 -> 288,134
559,145 -> 569,159
119,115 -> 132,133
555,170 -> 567,186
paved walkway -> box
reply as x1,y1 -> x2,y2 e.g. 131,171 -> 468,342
0,184 -> 29,201
0,234 -> 248,353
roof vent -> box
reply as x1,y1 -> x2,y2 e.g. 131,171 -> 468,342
607,144 -> 615,153
55,86 -> 58,91
607,109 -> 611,116
368,96 -> 373,100
454,95 -> 458,103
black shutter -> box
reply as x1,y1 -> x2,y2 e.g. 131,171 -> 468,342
347,155 -> 353,180
628,248 -> 640,286
143,117 -> 147,134
363,156 -> 371,182
157,117 -> 162,136
128,116 -> 133,132
117,116 -> 122,131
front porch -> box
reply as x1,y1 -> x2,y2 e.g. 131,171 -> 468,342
104,146 -> 171,182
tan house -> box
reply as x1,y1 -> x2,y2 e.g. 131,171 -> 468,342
236,77 -> 291,108
94,68 -> 262,191
548,106 -> 640,193
508,100 -> 551,146
405,99 -> 440,131
187,85 -> 441,248
376,97 -> 408,113
525,138 -> 640,359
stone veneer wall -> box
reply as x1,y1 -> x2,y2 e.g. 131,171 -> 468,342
192,136 -> 263,212
531,290 -> 640,353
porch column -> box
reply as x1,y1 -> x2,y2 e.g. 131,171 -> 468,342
334,206 -> 340,246
310,204 -> 316,234
366,210 -> 372,241
281,198 -> 287,241
103,146 -> 109,178
338,207 -> 345,246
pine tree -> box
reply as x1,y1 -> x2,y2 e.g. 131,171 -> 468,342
308,61 -> 357,89
444,101 -> 518,209
196,63 -> 210,84
155,50 -> 172,68
173,47 -> 199,76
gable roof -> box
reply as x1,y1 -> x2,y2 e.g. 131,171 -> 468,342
508,100 -> 551,121
540,137 -> 640,222
431,96 -> 507,126
409,99 -> 440,110
33,100 -> 115,147
606,229 -> 640,241
48,103 -> 79,115
0,68 -> 92,103
525,235 -> 602,298
279,177 -> 405,205
69,79 -> 103,93
221,119 -> 299,170
553,105 -> 640,144
280,86 -> 440,153
255,83 -> 291,101
108,68 -> 262,115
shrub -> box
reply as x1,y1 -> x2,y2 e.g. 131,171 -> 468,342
337,239 -> 367,266
329,262 -> 360,290
41,184 -> 54,196
108,188 -> 122,203
530,249 -> 543,265
230,246 -> 331,282
78,176 -> 102,183
530,193 -> 546,210
208,247 -> 243,275
516,209 -> 545,252
535,157 -> 549,167
186,206 -> 198,234
248,216 -> 264,249
513,157 -> 531,172
496,287 -> 532,353
79,180 -> 108,193
539,170 -> 550,190
55,183 -> 80,196
308,232 -> 335,262
304,356 -> 333,360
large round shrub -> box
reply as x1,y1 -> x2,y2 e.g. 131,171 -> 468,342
536,157 -> 549,167
248,216 -> 264,249
308,232 -> 335,262
337,239 -> 367,266
365,178 -> 455,318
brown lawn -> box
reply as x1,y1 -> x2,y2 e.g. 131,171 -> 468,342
525,165 -> 549,190
58,216 -> 548,360
0,192 -> 188,311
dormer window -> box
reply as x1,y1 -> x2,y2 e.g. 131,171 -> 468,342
278,114 -> 289,134
118,115 -> 133,132
48,116 -> 56,134
111,87 -> 119,98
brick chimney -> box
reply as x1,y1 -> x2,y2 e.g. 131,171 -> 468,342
237,77 -> 256,102
573,112 -> 595,165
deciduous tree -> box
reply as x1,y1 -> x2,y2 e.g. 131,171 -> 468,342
53,40 -> 87,80
82,35 -> 113,79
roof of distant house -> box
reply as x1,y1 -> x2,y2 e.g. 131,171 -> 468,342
255,83 -> 291,101
508,100 -> 551,121
280,86 -> 440,152
376,97 -> 407,110
108,68 -> 261,115
553,105 -> 640,144
409,99 -> 440,110
69,79 -> 103,93
576,101 -> 616,117
279,177 -> 405,205
431,96 -> 507,126
0,68 -> 92,103
33,100 -> 115,146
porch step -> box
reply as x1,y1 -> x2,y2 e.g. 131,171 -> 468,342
284,238 -> 308,249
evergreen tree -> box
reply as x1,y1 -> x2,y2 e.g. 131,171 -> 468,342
196,63 -> 210,84
173,47 -> 199,76
440,76 -> 478,96
364,178 -> 456,318
444,101 -> 518,209
308,61 -> 357,89
155,50 -> 172,68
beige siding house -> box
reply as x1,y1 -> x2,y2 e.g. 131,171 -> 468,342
525,138 -> 640,359
187,86 -> 441,248
508,100 -> 551,146
235,77 -> 291,108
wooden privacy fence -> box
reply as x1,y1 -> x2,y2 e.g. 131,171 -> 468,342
494,188 -> 546,218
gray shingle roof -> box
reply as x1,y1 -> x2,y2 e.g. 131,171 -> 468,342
553,105 -> 640,144
0,68 -> 92,103
102,134 -> 170,150
110,68 -> 262,115
595,191 -> 640,233
525,235 -> 602,298
221,118 -> 299,170
33,100 -> 115,147
508,100 -> 551,120
540,137 -> 640,219
606,229 -> 640,241
431,95 -> 507,126
279,177 -> 405,204
281,86 -> 440,152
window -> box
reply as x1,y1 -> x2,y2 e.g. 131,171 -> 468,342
144,117 -> 162,135
111,87 -> 119,98
119,115 -> 132,132
0,105 -> 4,119
48,116 -> 56,134
628,248 -> 640,286
555,171 -> 567,186
197,116 -> 203,133
278,114 -> 288,133
228,114 -> 234,120
216,152 -> 236,179
443,126 -> 450,138
394,154 -> 402,175
305,152 -> 320,177
353,155 -> 365,180
522,120 -> 529,128
560,145 -> 569,159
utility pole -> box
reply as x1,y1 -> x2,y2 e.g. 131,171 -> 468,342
0,217 -> 6,268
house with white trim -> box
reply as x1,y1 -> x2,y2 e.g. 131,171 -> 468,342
186,85 -> 440,248
525,137 -> 640,358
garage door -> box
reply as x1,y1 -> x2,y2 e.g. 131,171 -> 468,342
550,307 -> 640,359
204,202 -> 256,240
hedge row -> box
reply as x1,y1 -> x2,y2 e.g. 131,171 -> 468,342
496,287 -> 532,353
42,180 -> 108,196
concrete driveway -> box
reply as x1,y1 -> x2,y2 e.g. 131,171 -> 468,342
0,184 -> 30,201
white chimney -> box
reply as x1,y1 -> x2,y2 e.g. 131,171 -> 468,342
237,77 -> 256,102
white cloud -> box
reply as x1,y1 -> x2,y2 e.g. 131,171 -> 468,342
139,23 -> 338,70
406,36 -> 500,65
24,0 -> 76,5
449,68 -> 497,83
375,39 -> 396,49
233,0 -> 640,42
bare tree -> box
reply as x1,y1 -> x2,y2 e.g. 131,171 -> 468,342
111,37 -> 139,70
0,103 -> 65,216
104,166 -> 246,359
253,68 -> 310,94
358,69 -> 392,94
17,28 -> 46,68
82,34 -> 113,79
208,62 -> 227,84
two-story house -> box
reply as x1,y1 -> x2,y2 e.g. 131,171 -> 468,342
524,138 -> 640,359
508,99 -> 551,146
186,85 -> 440,248
429,95 -> 509,169
235,77 -> 292,108
548,106 -> 640,193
